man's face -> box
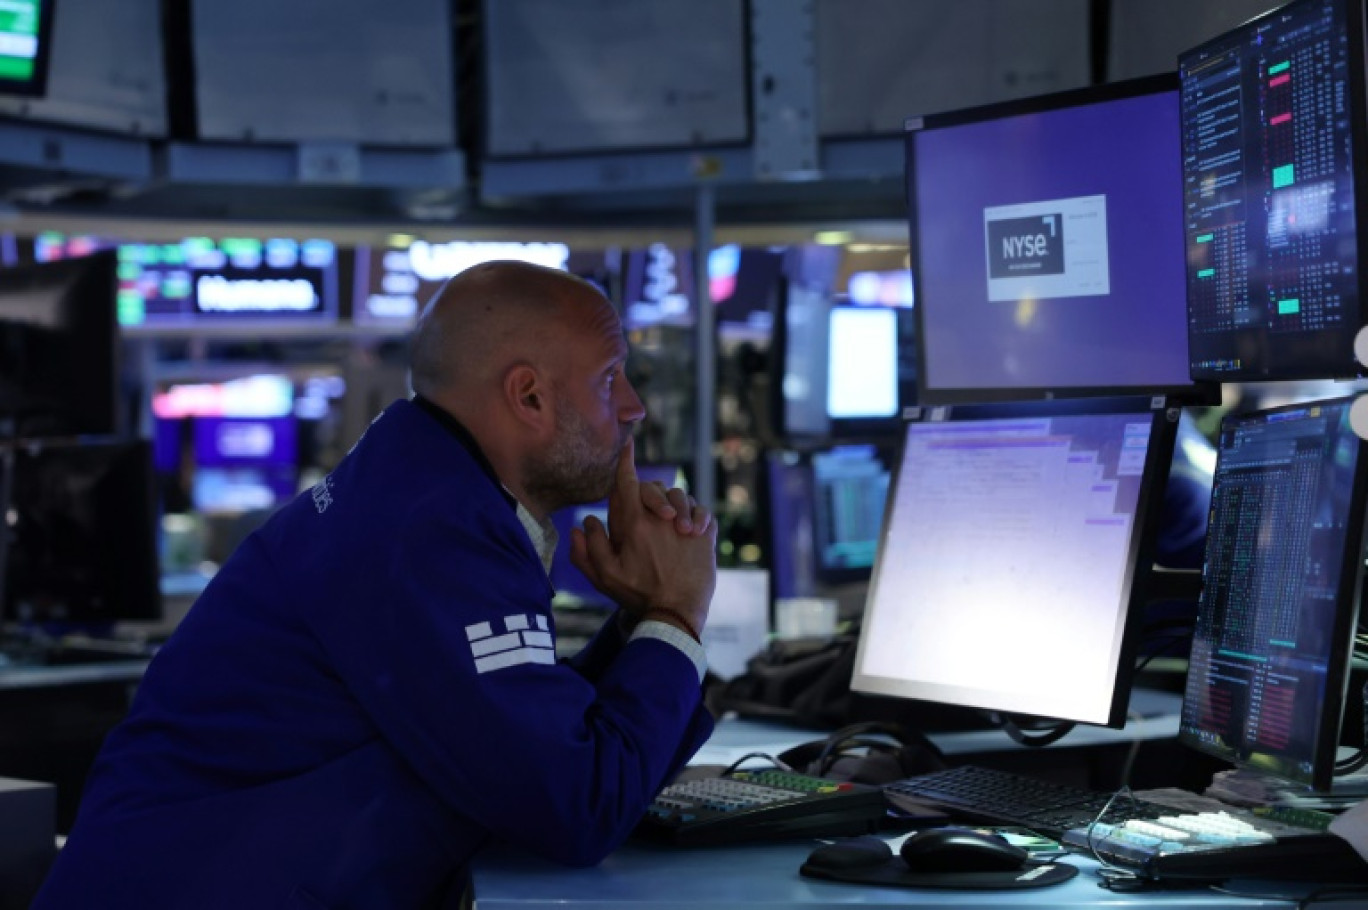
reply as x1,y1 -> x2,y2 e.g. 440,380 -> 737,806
525,296 -> 645,509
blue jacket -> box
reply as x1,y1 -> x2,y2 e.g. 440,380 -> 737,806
34,398 -> 714,909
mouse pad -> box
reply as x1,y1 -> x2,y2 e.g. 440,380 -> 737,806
800,838 -> 1080,891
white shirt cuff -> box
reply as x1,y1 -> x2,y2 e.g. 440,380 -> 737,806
630,619 -> 708,683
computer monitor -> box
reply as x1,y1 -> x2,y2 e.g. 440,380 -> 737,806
773,284 -> 917,441
549,464 -> 687,610
0,250 -> 119,439
0,0 -> 54,98
1181,0 -> 1368,382
905,74 -> 1213,405
3,439 -> 163,628
1178,397 -> 1368,791
851,396 -> 1181,728
762,442 -> 896,598
808,444 -> 894,585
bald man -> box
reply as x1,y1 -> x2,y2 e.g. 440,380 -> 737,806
34,262 -> 719,910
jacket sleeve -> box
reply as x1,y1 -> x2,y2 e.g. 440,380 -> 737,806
562,609 -> 630,682
311,500 -> 712,867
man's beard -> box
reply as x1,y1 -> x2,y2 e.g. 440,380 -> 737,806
524,400 -> 621,511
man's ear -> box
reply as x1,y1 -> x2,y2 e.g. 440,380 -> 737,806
503,363 -> 553,432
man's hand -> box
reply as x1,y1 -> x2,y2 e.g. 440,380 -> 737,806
569,438 -> 716,637
638,477 -> 712,537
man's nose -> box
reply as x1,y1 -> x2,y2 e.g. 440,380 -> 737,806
617,378 -> 646,424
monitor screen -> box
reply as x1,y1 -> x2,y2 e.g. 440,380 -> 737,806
827,306 -> 899,421
1180,0 -> 1368,382
774,285 -> 917,441
3,439 -> 162,627
548,464 -> 687,609
906,74 -> 1210,404
1178,397 -> 1368,790
762,443 -> 896,599
33,233 -> 340,329
0,0 -> 53,98
0,250 -> 118,438
809,444 -> 894,585
851,396 -> 1180,728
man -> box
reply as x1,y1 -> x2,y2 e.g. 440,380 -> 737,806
34,261 -> 719,909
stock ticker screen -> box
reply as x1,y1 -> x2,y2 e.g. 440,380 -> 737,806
1181,0 -> 1366,381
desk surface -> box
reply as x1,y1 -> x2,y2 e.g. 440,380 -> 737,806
0,660 -> 149,691
472,836 -> 1316,909
470,699 -> 1326,909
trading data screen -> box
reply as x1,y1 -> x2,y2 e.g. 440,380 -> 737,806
852,399 -> 1175,727
811,445 -> 892,581
1179,398 -> 1366,789
1181,0 -> 1365,380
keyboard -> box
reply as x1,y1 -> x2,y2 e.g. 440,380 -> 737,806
883,764 -> 1172,839
1060,809 -> 1366,883
636,769 -> 888,846
886,765 -> 1368,883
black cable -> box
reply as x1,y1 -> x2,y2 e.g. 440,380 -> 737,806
1334,747 -> 1368,775
810,721 -> 946,778
720,752 -> 791,776
1086,785 -> 1148,892
991,713 -> 1076,747
1117,711 -> 1147,789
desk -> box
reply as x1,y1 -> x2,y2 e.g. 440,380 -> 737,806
471,700 -> 1328,909
0,661 -> 148,692
472,837 -> 1319,909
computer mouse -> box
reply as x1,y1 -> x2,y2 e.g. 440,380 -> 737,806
803,835 -> 893,871
898,827 -> 1030,873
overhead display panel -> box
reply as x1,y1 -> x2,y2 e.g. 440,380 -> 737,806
0,0 -> 165,135
483,0 -> 748,156
34,232 -> 340,330
190,0 -> 455,147
816,0 -> 1090,136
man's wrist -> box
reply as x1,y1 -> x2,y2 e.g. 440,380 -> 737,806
642,605 -> 701,643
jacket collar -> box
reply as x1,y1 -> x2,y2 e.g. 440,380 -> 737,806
410,394 -> 516,509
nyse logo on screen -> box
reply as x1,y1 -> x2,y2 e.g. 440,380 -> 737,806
986,214 -> 1064,279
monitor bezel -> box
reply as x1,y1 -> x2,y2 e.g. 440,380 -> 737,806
1179,0 -> 1368,384
851,395 -> 1181,729
0,249 -> 119,439
1177,396 -> 1368,791
904,73 -> 1219,407
0,0 -> 55,99
770,280 -> 917,444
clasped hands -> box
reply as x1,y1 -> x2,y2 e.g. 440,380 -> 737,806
568,437 -> 717,639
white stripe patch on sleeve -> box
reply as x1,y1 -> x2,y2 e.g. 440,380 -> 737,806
465,614 -> 556,674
